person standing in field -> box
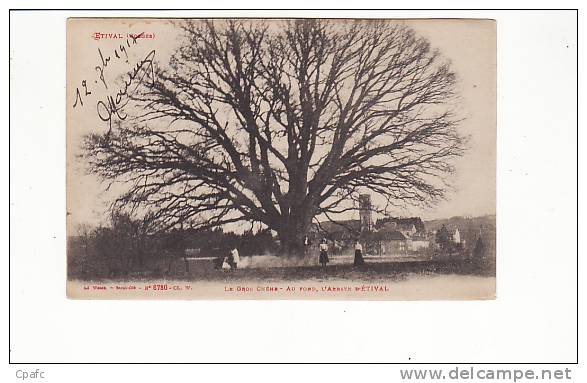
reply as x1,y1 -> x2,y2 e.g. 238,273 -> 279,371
354,240 -> 365,266
221,256 -> 231,271
319,239 -> 329,267
229,246 -> 240,269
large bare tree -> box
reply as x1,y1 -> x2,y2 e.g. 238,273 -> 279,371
84,19 -> 465,255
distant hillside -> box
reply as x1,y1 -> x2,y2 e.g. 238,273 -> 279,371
425,215 -> 496,232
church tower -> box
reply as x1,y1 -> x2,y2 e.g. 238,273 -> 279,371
358,194 -> 372,233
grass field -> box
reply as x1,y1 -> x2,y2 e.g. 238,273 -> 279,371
73,255 -> 493,282
197,258 -> 490,281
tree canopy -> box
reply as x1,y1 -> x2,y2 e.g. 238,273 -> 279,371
84,19 -> 465,254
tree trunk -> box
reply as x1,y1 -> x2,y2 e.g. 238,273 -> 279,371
278,206 -> 313,257
280,230 -> 305,257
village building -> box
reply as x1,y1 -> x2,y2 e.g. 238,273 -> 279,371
309,194 -> 431,256
409,233 -> 431,251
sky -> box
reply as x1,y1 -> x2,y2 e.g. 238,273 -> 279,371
66,18 -> 496,235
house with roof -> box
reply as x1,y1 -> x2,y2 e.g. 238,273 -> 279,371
369,227 -> 408,255
374,217 -> 425,237
373,217 -> 429,254
409,233 -> 431,251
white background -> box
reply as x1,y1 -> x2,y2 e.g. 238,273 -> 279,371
3,2 -> 584,382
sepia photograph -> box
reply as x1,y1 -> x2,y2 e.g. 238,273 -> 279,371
66,18 -> 496,300
9,5 -> 580,370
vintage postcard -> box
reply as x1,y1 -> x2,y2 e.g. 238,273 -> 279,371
66,18 -> 496,300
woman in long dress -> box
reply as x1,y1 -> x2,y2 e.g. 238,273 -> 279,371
353,241 -> 365,266
229,247 -> 240,269
319,239 -> 329,267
